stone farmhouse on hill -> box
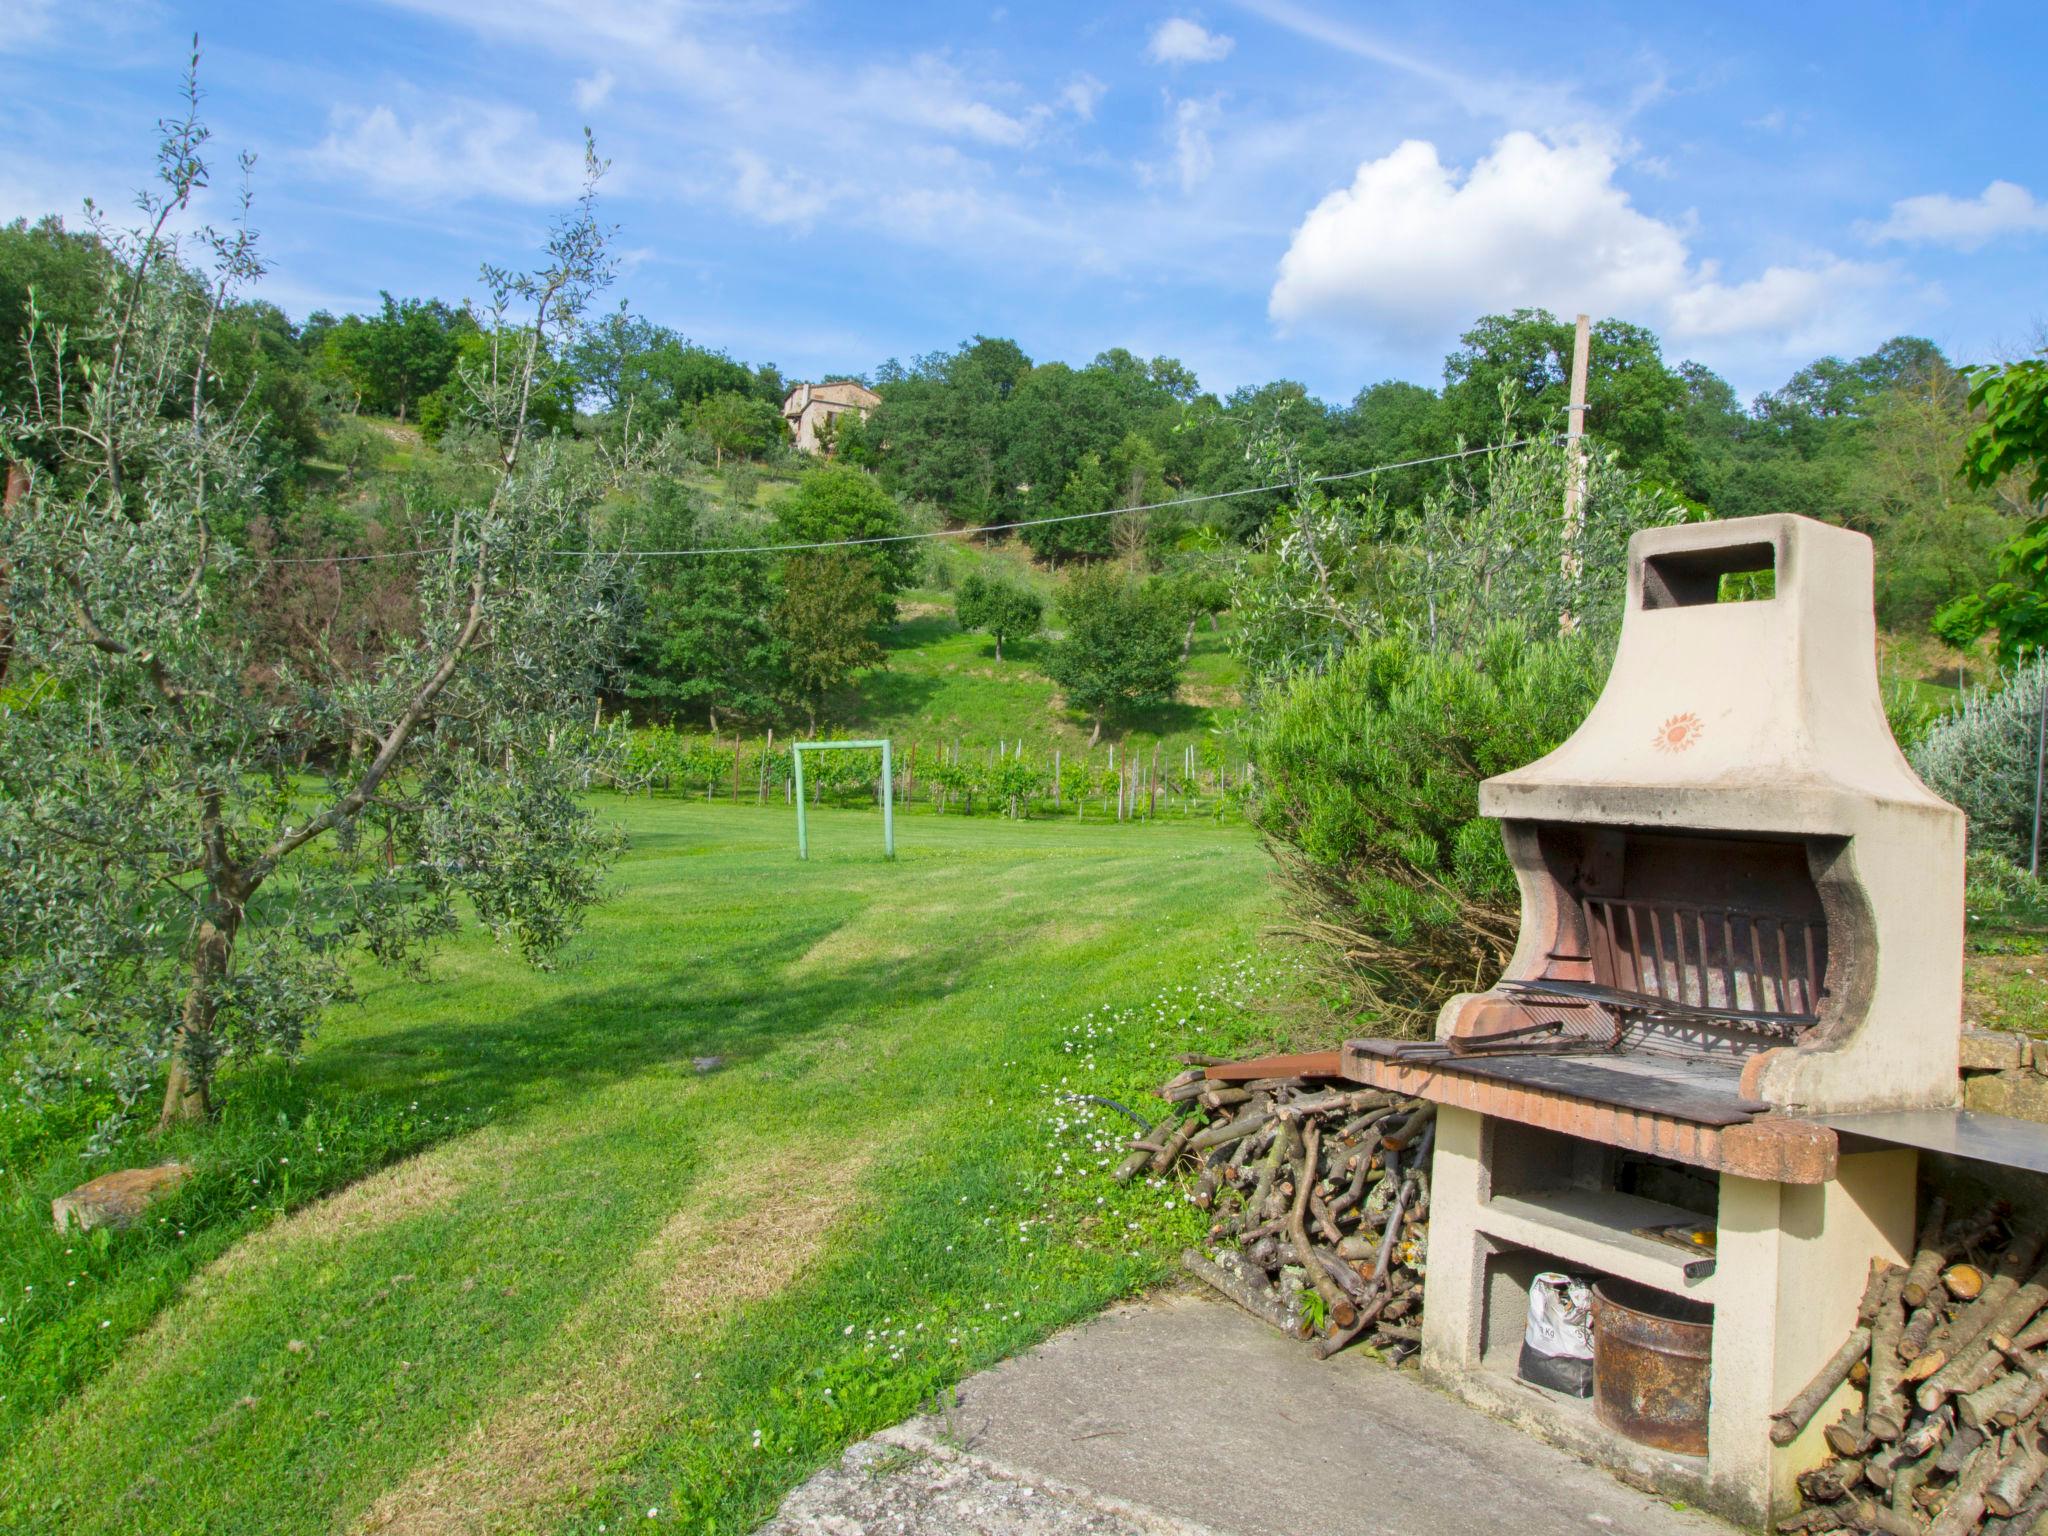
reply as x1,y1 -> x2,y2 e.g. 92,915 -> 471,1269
781,379 -> 881,456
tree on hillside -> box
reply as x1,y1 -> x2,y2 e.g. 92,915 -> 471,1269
1043,565 -> 1184,743
772,464 -> 917,612
1026,449 -> 1114,562
774,550 -> 883,729
953,570 -> 1042,660
1933,355 -> 2048,660
2,219 -> 320,515
1440,310 -> 1697,492
319,291 -> 472,422
864,336 -> 1029,519
0,85 -> 626,1140
692,390 -> 783,468
417,325 -> 579,446
1159,565 -> 1231,659
622,485 -> 787,728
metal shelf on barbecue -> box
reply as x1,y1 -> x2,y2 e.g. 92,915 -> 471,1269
1474,1186 -> 1720,1301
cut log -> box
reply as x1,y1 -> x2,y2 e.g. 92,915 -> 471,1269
1927,1438 -> 2008,1536
1802,1459 -> 1868,1502
1290,1124 -> 1356,1330
1827,1410 -> 1876,1458
1842,1499 -> 1925,1535
1859,1258 -> 1900,1322
1900,1305 -> 1945,1362
1946,1264 -> 1987,1303
1379,1102 -> 1435,1151
1901,1198 -> 1951,1308
1775,1327 -> 1875,1446
1186,1107 -> 1274,1152
1868,1272 -> 1910,1440
1181,1249 -> 1304,1338
1935,1424 -> 1986,1477
1957,1371 -> 2031,1430
1920,1234 -> 2048,1410
1988,1434 -> 2048,1518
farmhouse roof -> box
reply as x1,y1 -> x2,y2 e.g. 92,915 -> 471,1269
782,380 -> 880,414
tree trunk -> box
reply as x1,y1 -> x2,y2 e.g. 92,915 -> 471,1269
993,633 -> 1003,662
159,908 -> 239,1130
1183,615 -> 1197,661
1089,715 -> 1103,747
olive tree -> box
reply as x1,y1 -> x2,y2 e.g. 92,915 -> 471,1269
0,77 -> 628,1142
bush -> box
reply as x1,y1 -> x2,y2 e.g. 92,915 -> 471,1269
1248,629 -> 1606,1030
1966,848 -> 2048,926
1912,658 -> 2048,865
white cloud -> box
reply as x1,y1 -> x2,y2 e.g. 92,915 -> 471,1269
309,101 -> 592,205
1170,97 -> 1220,191
1666,262 -> 1887,340
1269,132 -> 1888,352
1147,18 -> 1234,65
1863,180 -> 2048,253
1234,0 -> 1590,131
1061,73 -> 1107,120
573,69 -> 615,110
729,150 -> 834,228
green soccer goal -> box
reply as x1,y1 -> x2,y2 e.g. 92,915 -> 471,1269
791,739 -> 894,860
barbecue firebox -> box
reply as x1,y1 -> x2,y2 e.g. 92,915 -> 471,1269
1337,513 -> 1964,1526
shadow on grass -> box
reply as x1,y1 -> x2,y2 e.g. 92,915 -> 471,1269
296,911 -> 972,1136
1110,698 -> 1212,739
834,668 -> 943,724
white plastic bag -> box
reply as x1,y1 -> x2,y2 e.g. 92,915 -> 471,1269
1524,1271 -> 1594,1359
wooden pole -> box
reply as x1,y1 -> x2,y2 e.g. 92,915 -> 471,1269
1560,311 -> 1591,636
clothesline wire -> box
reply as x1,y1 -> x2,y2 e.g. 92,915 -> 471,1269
255,435 -> 1554,566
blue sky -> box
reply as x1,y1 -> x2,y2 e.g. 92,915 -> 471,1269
4,1 -> 2043,404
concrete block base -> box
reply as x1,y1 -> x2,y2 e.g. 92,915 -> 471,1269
1421,1105 -> 1915,1529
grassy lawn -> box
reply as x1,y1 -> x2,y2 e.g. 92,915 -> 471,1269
1,798 -> 1282,1535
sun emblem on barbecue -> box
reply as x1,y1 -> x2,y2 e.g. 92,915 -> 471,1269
1652,712 -> 1704,753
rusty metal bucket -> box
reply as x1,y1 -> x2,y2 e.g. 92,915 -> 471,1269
1591,1279 -> 1712,1456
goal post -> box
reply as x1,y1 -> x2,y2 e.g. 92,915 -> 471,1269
792,739 -> 894,860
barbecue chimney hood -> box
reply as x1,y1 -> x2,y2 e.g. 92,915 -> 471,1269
1485,513 -> 1953,841
1473,513 -> 1966,1117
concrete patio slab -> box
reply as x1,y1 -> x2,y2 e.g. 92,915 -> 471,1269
758,1291 -> 1737,1536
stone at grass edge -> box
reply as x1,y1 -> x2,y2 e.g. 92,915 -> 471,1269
1959,1029 -> 2031,1073
51,1163 -> 193,1232
1964,1071 -> 2048,1124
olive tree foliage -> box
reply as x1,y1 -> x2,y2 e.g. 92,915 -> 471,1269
1911,657 -> 2048,868
1229,431 -> 1693,689
0,78 -> 629,1144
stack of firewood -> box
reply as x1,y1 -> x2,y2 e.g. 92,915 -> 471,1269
1111,1059 -> 1432,1360
1775,1200 -> 2048,1534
